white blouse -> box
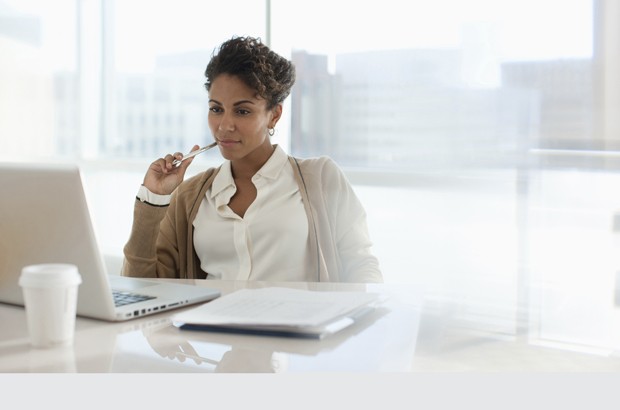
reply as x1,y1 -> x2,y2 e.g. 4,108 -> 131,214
192,146 -> 311,281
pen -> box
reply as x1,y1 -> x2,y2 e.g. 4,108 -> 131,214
172,141 -> 218,167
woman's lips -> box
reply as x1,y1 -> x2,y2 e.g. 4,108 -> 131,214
217,139 -> 240,148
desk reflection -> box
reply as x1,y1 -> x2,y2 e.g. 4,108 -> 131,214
144,323 -> 287,372
113,305 -> 394,373
142,322 -> 285,372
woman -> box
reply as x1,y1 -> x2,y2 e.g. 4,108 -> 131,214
122,36 -> 382,283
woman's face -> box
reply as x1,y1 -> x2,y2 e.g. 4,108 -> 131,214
208,74 -> 282,163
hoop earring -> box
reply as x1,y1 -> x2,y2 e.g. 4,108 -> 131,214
268,127 -> 275,137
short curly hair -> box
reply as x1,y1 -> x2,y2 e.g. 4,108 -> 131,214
204,36 -> 296,109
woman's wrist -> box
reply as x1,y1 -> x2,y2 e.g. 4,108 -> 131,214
137,185 -> 171,206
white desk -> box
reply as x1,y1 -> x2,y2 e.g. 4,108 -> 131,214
2,277 -> 620,373
0,280 -> 421,373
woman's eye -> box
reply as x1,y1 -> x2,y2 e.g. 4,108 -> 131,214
209,106 -> 222,113
237,108 -> 251,115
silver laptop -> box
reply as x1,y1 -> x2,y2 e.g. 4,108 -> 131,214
0,162 -> 220,321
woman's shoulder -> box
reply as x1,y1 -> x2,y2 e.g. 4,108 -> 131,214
292,155 -> 341,175
290,155 -> 351,193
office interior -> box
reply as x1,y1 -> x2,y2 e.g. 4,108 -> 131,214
2,0 -> 620,377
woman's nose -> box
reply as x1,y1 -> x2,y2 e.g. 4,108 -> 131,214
218,112 -> 235,131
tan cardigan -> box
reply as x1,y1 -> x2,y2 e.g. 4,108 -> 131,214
122,156 -> 382,283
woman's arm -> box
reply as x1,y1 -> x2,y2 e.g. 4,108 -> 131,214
320,159 -> 383,283
121,198 -> 180,278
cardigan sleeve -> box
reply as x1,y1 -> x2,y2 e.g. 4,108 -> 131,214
317,158 -> 383,283
121,199 -> 179,278
121,170 -> 216,279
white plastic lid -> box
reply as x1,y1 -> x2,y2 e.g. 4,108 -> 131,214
19,264 -> 82,288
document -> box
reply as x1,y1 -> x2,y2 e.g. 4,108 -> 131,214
172,287 -> 382,339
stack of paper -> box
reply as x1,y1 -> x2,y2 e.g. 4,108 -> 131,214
172,287 -> 381,339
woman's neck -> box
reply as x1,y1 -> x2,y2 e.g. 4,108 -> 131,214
231,143 -> 275,179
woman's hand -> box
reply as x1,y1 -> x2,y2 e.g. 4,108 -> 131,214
142,145 -> 200,195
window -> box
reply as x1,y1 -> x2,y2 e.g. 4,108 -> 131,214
272,0 -> 594,170
2,0 -> 614,291
0,0 -> 77,157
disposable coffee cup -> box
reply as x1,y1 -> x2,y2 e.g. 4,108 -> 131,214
19,264 -> 82,348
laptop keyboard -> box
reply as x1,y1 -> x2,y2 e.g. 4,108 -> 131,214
113,290 -> 156,307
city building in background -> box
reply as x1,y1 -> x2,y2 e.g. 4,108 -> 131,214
0,0 -> 603,172
291,49 -> 593,171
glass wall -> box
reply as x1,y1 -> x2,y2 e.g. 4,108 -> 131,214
0,0 -> 77,158
272,0 -> 594,171
3,0 -> 617,291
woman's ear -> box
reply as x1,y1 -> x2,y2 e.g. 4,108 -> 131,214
270,104 -> 283,128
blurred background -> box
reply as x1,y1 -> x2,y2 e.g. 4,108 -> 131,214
2,0 -> 620,353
